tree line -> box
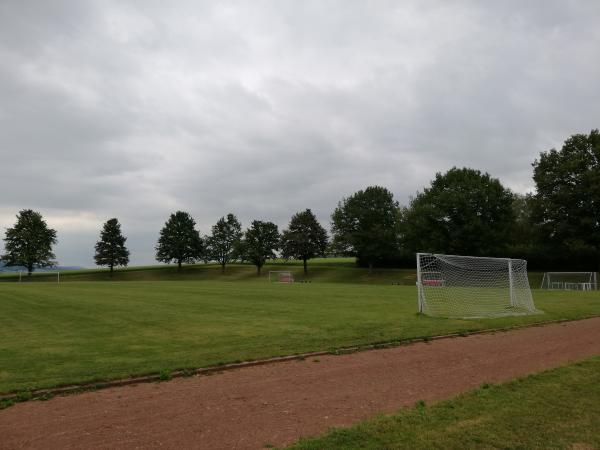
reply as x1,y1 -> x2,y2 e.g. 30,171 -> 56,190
2,129 -> 599,275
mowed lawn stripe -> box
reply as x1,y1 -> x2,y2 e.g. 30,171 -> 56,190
1,280 -> 600,393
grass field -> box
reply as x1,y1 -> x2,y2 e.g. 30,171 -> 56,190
290,356 -> 600,449
1,280 -> 599,394
0,259 -> 549,287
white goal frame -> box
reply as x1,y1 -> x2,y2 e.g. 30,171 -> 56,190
18,271 -> 60,283
268,271 -> 294,283
416,253 -> 540,318
540,272 -> 597,291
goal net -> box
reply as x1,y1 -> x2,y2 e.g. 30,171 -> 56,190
268,271 -> 294,283
18,271 -> 60,283
416,253 -> 541,318
540,272 -> 597,291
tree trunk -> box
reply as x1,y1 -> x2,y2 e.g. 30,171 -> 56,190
178,260 -> 182,272
368,261 -> 373,274
27,264 -> 33,277
110,264 -> 114,277
257,265 -> 261,276
221,262 -> 226,274
303,258 -> 308,276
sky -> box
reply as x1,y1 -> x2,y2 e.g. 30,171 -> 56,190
1,0 -> 599,267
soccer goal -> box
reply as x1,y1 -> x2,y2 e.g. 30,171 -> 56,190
268,271 -> 294,283
416,253 -> 541,318
18,271 -> 60,283
540,272 -> 597,291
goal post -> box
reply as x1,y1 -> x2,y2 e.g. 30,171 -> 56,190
268,271 -> 294,283
540,272 -> 597,291
416,253 -> 541,318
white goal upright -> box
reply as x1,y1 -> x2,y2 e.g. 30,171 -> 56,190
540,272 -> 597,291
268,271 -> 294,283
416,253 -> 541,318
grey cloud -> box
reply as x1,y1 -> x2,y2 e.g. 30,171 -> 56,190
1,0 -> 599,266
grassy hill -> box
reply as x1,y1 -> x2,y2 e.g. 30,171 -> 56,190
0,257 -> 548,287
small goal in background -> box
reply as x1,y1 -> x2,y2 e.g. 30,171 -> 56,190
268,271 -> 294,283
540,272 -> 598,291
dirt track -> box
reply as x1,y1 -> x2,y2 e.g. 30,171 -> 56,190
2,317 -> 600,450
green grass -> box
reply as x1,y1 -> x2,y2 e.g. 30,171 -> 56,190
0,260 -> 417,284
289,357 -> 600,449
1,280 -> 599,394
0,259 -> 549,287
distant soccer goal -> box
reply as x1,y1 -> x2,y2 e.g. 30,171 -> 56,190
268,271 -> 294,283
416,253 -> 541,318
540,272 -> 597,291
18,271 -> 60,283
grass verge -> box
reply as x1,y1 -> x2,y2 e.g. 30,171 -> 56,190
289,356 -> 600,449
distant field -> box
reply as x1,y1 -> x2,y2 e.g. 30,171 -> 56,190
1,280 -> 599,394
290,356 -> 600,449
0,258 -> 548,287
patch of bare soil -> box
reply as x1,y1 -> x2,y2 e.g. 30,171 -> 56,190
1,317 -> 600,450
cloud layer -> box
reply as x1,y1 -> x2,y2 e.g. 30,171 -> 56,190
1,0 -> 599,266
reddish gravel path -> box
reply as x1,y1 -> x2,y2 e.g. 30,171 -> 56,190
2,318 -> 600,450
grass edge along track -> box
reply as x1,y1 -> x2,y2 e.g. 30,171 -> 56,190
289,356 -> 600,449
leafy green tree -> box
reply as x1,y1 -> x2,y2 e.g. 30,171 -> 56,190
510,193 -> 541,250
532,129 -> 600,261
94,218 -> 130,275
242,220 -> 280,275
331,186 -> 400,271
401,167 -> 515,256
281,209 -> 328,275
206,213 -> 243,273
1,209 -> 57,276
155,211 -> 203,271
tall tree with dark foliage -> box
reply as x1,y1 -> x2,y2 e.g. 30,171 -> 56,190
332,186 -> 400,271
281,209 -> 328,275
156,211 -> 203,271
206,213 -> 243,273
533,129 -> 600,264
242,220 -> 280,275
95,218 -> 130,275
1,209 -> 57,276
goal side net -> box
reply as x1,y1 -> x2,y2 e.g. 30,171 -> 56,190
540,272 -> 597,291
268,271 -> 294,283
416,253 -> 541,318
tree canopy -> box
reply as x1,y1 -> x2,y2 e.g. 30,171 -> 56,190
281,209 -> 328,275
242,220 -> 280,275
155,211 -> 203,271
94,218 -> 130,274
206,213 -> 243,272
533,129 -> 600,259
401,167 -> 515,256
331,186 -> 400,270
1,209 -> 57,275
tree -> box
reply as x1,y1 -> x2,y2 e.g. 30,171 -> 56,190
206,213 -> 243,273
532,129 -> 600,263
331,186 -> 400,271
94,218 -> 130,275
1,209 -> 57,276
155,211 -> 203,271
242,220 -> 280,275
281,209 -> 328,275
401,167 -> 515,256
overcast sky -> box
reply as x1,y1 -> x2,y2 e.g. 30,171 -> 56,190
1,1 -> 599,267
